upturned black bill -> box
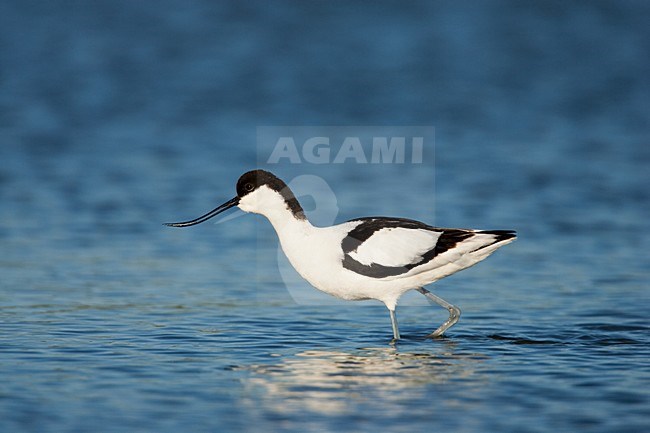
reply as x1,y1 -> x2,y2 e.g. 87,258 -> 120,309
164,197 -> 239,227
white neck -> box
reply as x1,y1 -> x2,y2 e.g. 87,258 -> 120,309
263,200 -> 313,236
238,185 -> 314,238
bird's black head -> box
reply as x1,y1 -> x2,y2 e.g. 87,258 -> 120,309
236,170 -> 281,197
236,169 -> 305,219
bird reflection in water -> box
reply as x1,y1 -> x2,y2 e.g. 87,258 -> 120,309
239,345 -> 486,416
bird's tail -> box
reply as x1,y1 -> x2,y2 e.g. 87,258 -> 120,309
476,230 -> 517,243
467,230 -> 516,262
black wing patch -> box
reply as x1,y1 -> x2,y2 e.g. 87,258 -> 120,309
341,217 -> 474,279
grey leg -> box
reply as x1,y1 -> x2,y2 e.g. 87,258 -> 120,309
389,309 -> 401,340
416,287 -> 461,337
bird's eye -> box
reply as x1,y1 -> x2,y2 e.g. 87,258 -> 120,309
244,183 -> 254,192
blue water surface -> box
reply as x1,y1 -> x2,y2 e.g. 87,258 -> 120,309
1,1 -> 649,432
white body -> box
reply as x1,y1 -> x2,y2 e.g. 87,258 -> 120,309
239,185 -> 515,311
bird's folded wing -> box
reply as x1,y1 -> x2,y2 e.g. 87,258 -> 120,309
341,216 -> 517,279
347,227 -> 442,267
